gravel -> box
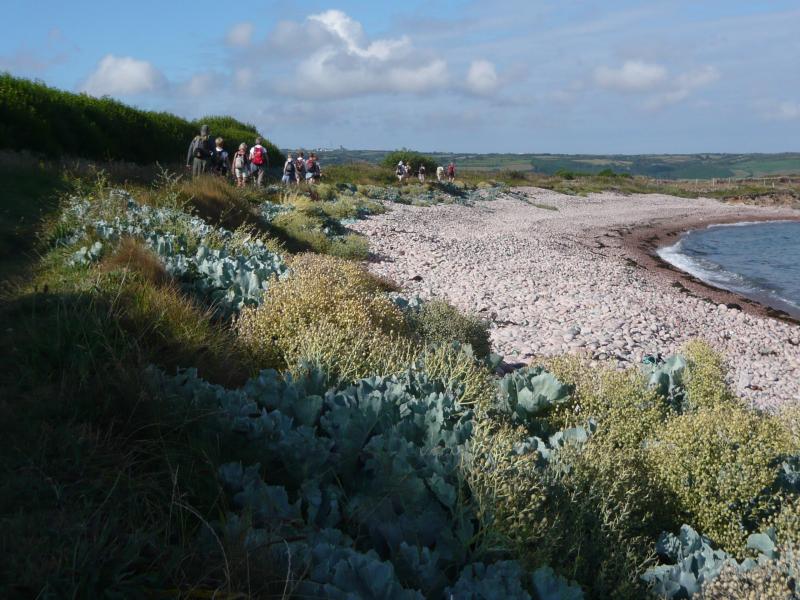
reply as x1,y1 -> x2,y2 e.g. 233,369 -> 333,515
350,187 -> 800,410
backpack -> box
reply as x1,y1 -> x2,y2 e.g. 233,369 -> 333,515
296,158 -> 306,172
212,149 -> 227,169
194,136 -> 212,160
284,160 -> 295,176
252,145 -> 266,166
234,152 -> 246,170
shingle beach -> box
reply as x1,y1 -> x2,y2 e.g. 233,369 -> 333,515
351,188 -> 800,409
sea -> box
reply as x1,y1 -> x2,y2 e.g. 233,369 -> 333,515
657,221 -> 800,318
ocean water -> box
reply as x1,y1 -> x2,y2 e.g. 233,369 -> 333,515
657,221 -> 800,317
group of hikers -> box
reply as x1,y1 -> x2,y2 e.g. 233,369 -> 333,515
396,160 -> 457,184
186,124 -> 321,188
281,151 -> 322,186
186,124 -> 457,189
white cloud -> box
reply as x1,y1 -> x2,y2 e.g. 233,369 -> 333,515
226,22 -> 254,47
466,60 -> 499,95
185,73 -> 215,97
675,65 -> 719,90
764,101 -> 800,121
234,67 -> 254,89
270,10 -> 448,99
594,60 -> 667,92
81,55 -> 166,96
593,60 -> 719,110
644,66 -> 719,110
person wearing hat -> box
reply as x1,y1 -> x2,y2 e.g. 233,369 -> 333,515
232,143 -> 250,188
186,124 -> 213,178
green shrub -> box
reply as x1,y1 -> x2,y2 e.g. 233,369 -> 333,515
312,182 -> 338,201
268,196 -> 371,259
465,416 -> 654,599
417,343 -> 496,408
235,254 -> 407,369
407,299 -> 491,359
285,320 -> 418,383
327,233 -> 370,260
319,195 -> 384,220
547,356 -> 667,448
382,150 -> 439,174
682,340 -> 735,410
647,405 -> 792,555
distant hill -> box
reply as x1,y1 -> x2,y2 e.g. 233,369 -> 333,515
309,148 -> 800,180
0,73 -> 283,165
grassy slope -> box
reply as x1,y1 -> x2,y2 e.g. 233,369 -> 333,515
0,165 -> 65,281
0,168 -> 260,596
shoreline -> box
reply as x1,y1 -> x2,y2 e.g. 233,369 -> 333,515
619,213 -> 800,324
350,189 -> 800,409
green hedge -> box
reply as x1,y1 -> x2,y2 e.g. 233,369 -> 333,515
381,150 -> 439,174
0,73 -> 283,165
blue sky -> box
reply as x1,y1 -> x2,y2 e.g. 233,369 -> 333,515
3,0 -> 799,153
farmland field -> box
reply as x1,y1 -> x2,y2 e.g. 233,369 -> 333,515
309,148 -> 800,180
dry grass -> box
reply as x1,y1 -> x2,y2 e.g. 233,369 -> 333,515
100,237 -> 171,286
177,176 -> 261,231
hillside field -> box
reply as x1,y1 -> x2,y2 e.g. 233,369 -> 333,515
311,148 -> 800,180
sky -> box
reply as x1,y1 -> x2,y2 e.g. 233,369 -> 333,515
3,0 -> 800,154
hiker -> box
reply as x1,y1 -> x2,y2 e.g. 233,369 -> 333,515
211,137 -> 229,177
396,161 -> 406,183
447,162 -> 456,183
418,164 -> 426,183
282,153 -> 296,184
231,143 -> 249,187
186,124 -> 213,177
306,153 -> 321,184
436,165 -> 444,182
295,151 -> 306,184
249,137 -> 269,187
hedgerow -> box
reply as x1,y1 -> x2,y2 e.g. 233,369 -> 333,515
0,73 -> 282,164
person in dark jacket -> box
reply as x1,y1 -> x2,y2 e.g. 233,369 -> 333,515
186,124 -> 212,177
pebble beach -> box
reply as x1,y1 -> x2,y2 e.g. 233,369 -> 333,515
350,188 -> 800,410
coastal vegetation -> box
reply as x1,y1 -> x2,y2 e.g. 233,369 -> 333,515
0,73 -> 283,165
1,75 -> 800,598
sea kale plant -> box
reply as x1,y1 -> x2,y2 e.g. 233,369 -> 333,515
147,361 -> 585,599
58,188 -> 287,314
